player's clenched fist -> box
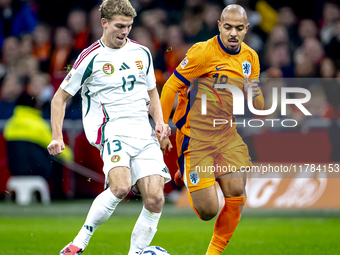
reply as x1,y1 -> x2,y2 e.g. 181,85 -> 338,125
243,74 -> 261,99
155,123 -> 171,141
47,140 -> 65,155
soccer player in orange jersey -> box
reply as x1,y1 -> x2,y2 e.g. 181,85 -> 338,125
160,4 -> 265,255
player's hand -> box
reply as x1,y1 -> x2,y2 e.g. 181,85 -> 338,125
155,123 -> 171,141
243,74 -> 261,100
47,139 -> 65,156
159,137 -> 173,155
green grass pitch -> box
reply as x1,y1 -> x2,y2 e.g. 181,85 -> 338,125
0,200 -> 339,255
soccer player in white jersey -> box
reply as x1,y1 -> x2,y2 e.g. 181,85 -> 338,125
47,0 -> 171,254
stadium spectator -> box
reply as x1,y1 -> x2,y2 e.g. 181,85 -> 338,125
32,22 -> 52,72
13,54 -> 39,78
19,33 -> 33,57
0,72 -> 24,119
139,8 -> 168,33
42,25 -> 82,120
181,0 -> 205,42
67,8 -> 89,51
277,5 -> 297,29
0,36 -> 19,81
49,26 -> 76,90
0,0 -> 38,47
88,4 -> 102,43
139,8 -> 168,51
164,25 -> 189,74
325,19 -> 340,68
132,0 -> 161,13
304,84 -> 328,118
149,22 -> 168,73
29,72 -> 53,102
320,1 -> 340,46
268,44 -> 292,73
320,57 -> 336,79
195,3 -> 222,41
263,26 -> 294,76
266,25 -> 290,47
294,37 -> 324,78
1,36 -> 20,68
277,5 -> 301,50
298,19 -> 318,44
28,72 -> 54,118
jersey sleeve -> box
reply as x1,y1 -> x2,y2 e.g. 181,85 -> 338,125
60,50 -> 97,96
250,51 -> 264,110
173,43 -> 207,85
161,44 -> 208,123
146,52 -> 156,91
160,83 -> 177,124
136,46 -> 156,91
250,51 -> 260,80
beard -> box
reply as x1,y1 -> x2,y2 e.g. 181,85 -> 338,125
226,45 -> 240,53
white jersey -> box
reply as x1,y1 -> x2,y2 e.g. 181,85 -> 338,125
60,38 -> 156,149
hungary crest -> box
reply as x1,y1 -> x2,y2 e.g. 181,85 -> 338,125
135,60 -> 143,70
103,63 -> 114,75
111,155 -> 121,163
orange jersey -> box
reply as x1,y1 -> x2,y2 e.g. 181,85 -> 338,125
161,35 -> 264,141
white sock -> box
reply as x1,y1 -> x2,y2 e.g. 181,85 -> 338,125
128,206 -> 162,255
73,189 -> 122,250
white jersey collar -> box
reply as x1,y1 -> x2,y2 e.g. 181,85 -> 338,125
99,38 -> 130,52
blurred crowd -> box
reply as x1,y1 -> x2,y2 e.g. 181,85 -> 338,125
0,0 -> 340,121
2,0 -> 340,199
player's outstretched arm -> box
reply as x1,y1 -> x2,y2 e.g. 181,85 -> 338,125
47,87 -> 73,156
148,87 -> 171,141
160,84 -> 177,125
158,84 -> 178,154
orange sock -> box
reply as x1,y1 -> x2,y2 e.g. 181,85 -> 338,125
205,196 -> 247,255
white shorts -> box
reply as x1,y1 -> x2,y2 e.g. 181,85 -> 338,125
100,135 -> 171,187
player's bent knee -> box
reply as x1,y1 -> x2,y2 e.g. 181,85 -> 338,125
110,185 -> 131,199
195,203 -> 219,221
198,207 -> 218,221
144,195 -> 164,213
226,185 -> 246,197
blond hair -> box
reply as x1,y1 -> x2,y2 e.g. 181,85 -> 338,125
99,0 -> 137,22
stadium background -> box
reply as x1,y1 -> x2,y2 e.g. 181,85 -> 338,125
0,0 -> 339,254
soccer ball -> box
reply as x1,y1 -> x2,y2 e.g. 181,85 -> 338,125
139,246 -> 170,254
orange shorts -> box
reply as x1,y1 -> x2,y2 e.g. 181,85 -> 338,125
176,129 -> 252,192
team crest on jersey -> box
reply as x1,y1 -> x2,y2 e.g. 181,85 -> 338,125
65,73 -> 72,82
103,63 -> 115,75
180,56 -> 189,69
242,61 -> 251,76
135,59 -> 143,70
111,155 -> 121,163
189,171 -> 200,185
